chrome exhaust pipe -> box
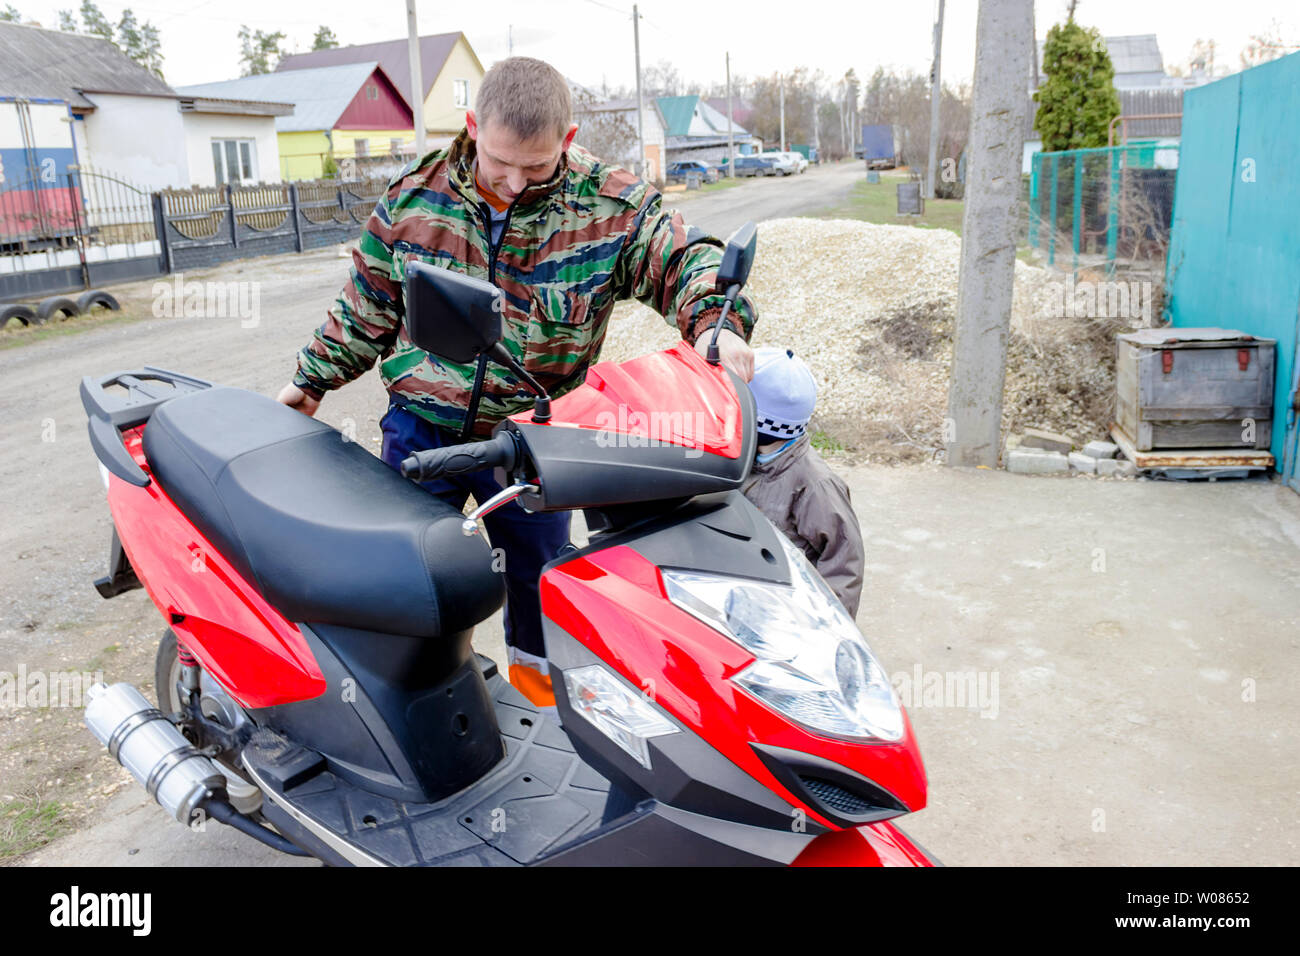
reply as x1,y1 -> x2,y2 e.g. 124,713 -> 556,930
85,681 -> 226,824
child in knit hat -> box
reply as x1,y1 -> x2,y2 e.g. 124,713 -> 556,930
742,347 -> 865,616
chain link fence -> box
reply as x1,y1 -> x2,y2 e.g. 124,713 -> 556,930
1022,144 -> 1179,284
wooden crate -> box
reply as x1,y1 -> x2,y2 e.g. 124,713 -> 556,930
1115,328 -> 1275,450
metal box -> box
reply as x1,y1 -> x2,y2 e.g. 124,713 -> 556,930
1115,328 -> 1275,450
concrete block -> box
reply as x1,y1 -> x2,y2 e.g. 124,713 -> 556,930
1096,458 -> 1121,477
1007,448 -> 1070,475
1116,459 -> 1138,478
1019,427 -> 1075,454
1083,440 -> 1119,459
1068,451 -> 1096,473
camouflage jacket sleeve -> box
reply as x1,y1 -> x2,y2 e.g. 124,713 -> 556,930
292,190 -> 403,398
615,189 -> 757,344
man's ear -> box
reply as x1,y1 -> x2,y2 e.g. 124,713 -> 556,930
466,110 -> 479,140
561,122 -> 578,152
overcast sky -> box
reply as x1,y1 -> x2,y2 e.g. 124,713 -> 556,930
21,0 -> 1300,92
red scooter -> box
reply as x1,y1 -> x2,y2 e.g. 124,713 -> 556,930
81,226 -> 934,866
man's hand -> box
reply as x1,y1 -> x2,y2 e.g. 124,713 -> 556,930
277,383 -> 321,417
695,326 -> 755,381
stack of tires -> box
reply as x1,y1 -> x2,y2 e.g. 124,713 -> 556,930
1,290 -> 120,330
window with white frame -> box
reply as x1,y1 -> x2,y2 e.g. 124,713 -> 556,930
211,139 -> 258,186
453,79 -> 469,108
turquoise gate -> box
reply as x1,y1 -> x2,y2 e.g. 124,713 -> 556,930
1164,52 -> 1300,484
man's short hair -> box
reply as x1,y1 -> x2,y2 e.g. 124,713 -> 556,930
474,57 -> 572,142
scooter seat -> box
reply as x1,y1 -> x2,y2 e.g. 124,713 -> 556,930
142,386 -> 504,637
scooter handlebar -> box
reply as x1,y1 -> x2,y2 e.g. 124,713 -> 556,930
400,431 -> 519,481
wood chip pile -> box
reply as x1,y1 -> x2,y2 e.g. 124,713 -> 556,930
599,218 -> 1131,463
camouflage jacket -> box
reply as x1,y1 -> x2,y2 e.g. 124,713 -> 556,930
293,128 -> 758,438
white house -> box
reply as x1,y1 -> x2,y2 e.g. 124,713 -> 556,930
0,21 -> 289,190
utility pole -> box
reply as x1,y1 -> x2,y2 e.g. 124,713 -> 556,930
926,0 -> 946,199
632,4 -> 646,179
406,0 -> 425,155
508,24 -> 513,56
944,0 -> 1033,468
726,52 -> 735,177
779,73 -> 786,152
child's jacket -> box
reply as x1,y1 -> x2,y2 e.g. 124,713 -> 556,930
742,433 -> 865,616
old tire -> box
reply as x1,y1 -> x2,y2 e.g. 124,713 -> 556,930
37,296 -> 79,321
77,289 -> 120,314
0,304 -> 39,329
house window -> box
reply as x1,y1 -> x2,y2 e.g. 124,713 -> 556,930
390,138 -> 404,155
453,79 -> 469,108
366,84 -> 378,100
354,138 -> 370,157
211,139 -> 257,185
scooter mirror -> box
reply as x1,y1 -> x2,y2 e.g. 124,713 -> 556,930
403,260 -> 503,364
716,221 -> 757,292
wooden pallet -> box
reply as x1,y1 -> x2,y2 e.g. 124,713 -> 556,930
1109,424 -> 1274,471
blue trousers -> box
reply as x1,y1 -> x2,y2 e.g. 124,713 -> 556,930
379,403 -> 571,660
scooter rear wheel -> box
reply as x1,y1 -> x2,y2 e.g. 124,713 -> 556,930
155,629 -> 263,815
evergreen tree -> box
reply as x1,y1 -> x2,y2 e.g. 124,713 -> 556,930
79,0 -> 113,40
0,5 -> 22,22
1033,14 -> 1121,151
58,9 -> 77,30
312,25 -> 338,50
239,24 -> 287,76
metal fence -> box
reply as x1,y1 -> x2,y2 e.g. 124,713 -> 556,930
1026,144 -> 1180,278
1,170 -> 386,304
156,178 -> 386,273
0,166 -> 164,302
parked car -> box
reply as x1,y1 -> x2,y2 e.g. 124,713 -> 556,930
665,160 -> 719,184
759,152 -> 799,176
734,155 -> 776,177
782,151 -> 809,173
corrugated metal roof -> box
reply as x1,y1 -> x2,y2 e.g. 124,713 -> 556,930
656,96 -> 698,137
176,63 -> 382,132
0,21 -> 175,107
276,33 -> 466,111
1104,34 -> 1165,75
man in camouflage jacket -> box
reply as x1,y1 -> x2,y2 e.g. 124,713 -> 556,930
278,57 -> 757,705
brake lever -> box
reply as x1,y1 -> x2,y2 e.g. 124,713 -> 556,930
461,481 -> 540,536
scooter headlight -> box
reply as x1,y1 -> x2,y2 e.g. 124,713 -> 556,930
662,536 -> 903,743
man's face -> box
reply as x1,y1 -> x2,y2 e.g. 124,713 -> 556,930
466,109 -> 578,202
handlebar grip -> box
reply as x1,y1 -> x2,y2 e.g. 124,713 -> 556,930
400,431 -> 518,481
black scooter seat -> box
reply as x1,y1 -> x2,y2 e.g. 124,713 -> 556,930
142,386 -> 503,637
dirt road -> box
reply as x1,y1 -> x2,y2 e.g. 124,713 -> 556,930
666,160 -> 863,236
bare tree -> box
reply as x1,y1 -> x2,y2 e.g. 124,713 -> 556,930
1240,19 -> 1296,68
641,59 -> 685,98
571,85 -> 638,167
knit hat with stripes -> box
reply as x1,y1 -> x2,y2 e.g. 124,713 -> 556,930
750,347 -> 816,442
